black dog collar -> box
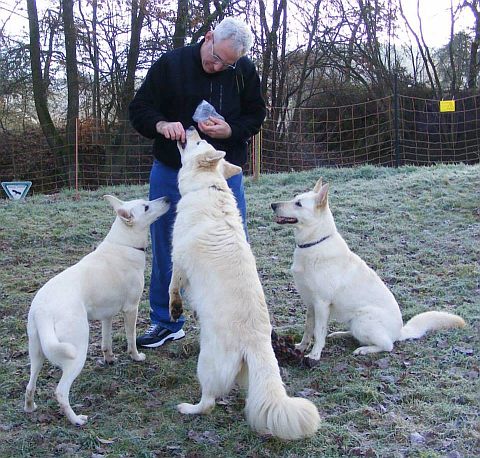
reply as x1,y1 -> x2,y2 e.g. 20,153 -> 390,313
296,235 -> 331,249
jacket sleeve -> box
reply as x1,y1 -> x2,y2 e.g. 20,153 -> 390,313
128,58 -> 169,139
229,60 -> 267,143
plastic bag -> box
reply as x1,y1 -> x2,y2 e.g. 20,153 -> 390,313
193,100 -> 225,124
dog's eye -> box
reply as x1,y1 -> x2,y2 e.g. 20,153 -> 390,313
144,205 -> 149,212
196,141 -> 201,145
295,201 -> 302,207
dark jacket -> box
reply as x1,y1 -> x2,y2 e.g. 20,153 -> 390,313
129,40 -> 266,169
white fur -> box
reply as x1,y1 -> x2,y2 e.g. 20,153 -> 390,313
24,195 -> 170,425
169,127 -> 320,440
271,179 -> 466,361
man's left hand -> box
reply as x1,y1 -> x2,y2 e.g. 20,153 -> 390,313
198,117 -> 232,139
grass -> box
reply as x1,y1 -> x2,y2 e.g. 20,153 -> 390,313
1,163 -> 479,457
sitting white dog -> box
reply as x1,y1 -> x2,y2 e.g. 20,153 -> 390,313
168,127 -> 320,440
24,195 -> 170,425
271,179 -> 465,361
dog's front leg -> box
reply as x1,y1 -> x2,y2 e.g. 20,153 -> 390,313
101,318 -> 115,363
123,308 -> 146,361
169,263 -> 185,321
296,304 -> 315,352
305,301 -> 330,361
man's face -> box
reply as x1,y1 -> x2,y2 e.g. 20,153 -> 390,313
201,32 -> 240,74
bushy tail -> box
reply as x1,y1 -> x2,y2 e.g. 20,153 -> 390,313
33,312 -> 77,362
244,345 -> 320,440
399,311 -> 465,341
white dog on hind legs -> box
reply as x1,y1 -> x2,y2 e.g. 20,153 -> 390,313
24,195 -> 170,425
271,179 -> 466,363
168,126 -> 320,440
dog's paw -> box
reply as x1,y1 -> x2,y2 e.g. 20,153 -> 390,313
177,402 -> 196,414
169,299 -> 183,322
303,355 -> 321,368
353,345 -> 386,355
24,401 -> 37,413
73,414 -> 88,426
131,351 -> 146,362
295,342 -> 309,352
103,353 -> 117,364
305,350 -> 322,361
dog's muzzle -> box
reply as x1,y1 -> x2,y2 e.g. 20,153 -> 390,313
271,203 -> 298,224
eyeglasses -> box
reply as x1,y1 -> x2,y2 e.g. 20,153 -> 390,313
211,36 -> 237,70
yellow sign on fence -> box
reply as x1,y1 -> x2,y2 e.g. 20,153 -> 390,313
440,100 -> 455,112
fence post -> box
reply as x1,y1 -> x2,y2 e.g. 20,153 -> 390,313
393,73 -> 401,167
75,117 -> 79,198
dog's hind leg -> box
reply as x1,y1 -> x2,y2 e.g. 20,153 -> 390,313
56,355 -> 88,426
123,308 -> 145,361
24,333 -> 45,413
101,317 -> 115,363
178,343 -> 241,415
328,331 -> 352,338
295,304 -> 315,352
350,318 -> 394,355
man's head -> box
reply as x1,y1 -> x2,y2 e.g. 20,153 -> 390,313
201,17 -> 253,74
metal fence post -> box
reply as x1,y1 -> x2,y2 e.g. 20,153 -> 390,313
393,73 -> 400,167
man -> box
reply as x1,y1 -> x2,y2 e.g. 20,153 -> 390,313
129,17 -> 266,348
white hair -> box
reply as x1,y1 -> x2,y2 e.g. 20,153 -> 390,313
213,17 -> 253,56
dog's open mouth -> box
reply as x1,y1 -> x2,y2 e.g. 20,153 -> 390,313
275,216 -> 298,224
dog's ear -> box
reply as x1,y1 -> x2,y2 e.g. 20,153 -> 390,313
197,149 -> 226,169
315,183 -> 329,208
116,209 -> 134,226
221,159 -> 242,179
104,195 -> 134,225
104,195 -> 124,211
313,178 -> 323,193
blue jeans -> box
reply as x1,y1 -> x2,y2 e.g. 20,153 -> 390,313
148,160 -> 248,331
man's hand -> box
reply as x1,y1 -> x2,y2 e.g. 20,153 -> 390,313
198,117 -> 232,139
156,121 -> 186,144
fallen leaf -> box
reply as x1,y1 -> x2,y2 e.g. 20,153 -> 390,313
96,437 -> 115,445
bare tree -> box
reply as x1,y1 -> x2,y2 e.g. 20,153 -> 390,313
399,0 -> 443,97
463,0 -> 480,90
26,0 -> 65,162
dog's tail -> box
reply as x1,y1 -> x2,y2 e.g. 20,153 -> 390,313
244,344 -> 320,440
399,311 -> 465,341
33,312 -> 77,361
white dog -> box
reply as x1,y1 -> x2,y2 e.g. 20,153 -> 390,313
271,179 -> 465,362
24,195 -> 170,425
168,127 -> 320,440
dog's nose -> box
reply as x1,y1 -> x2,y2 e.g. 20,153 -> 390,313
271,203 -> 278,211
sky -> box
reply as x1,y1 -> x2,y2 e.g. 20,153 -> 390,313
0,0 -> 476,49
398,0 -> 474,48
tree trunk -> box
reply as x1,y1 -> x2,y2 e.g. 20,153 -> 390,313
173,0 -> 188,49
26,0 -> 67,186
466,1 -> 480,90
62,0 -> 80,186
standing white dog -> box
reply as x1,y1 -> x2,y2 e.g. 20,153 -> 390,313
271,179 -> 465,362
168,127 -> 320,440
24,195 -> 170,425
